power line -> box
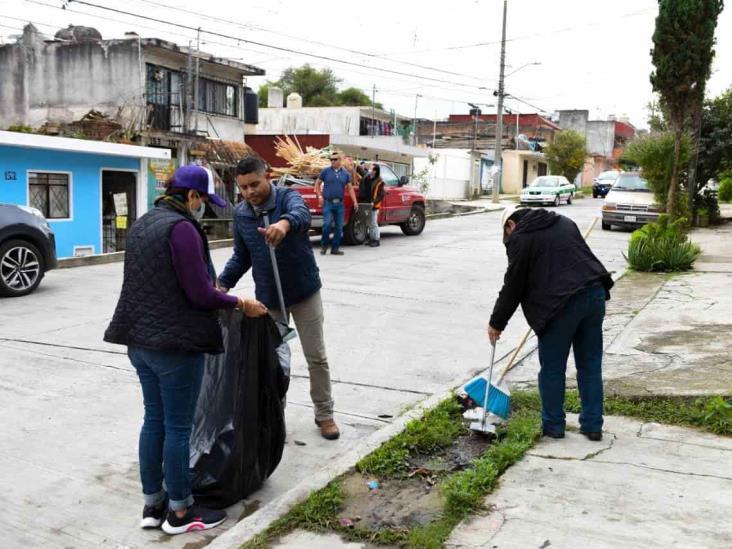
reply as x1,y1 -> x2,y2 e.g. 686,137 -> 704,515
15,0 -> 555,117
66,0 -> 496,93
376,7 -> 656,57
131,0 -> 492,84
20,0 -> 505,113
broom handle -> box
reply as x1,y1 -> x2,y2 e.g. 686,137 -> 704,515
494,216 -> 599,385
480,341 -> 497,426
262,214 -> 289,324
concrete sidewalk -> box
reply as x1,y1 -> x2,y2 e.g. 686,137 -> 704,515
447,414 -> 732,549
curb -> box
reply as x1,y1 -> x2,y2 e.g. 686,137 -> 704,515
56,210 -> 503,269
57,239 -> 235,269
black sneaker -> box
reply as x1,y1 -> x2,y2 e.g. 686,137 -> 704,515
581,430 -> 603,441
162,505 -> 227,535
542,429 -> 565,439
320,246 -> 329,255
331,249 -> 344,255
141,502 -> 166,529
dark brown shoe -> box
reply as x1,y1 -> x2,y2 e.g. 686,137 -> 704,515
315,419 -> 340,440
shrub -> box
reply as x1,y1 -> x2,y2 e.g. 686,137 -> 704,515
626,215 -> 700,272
623,133 -> 690,211
694,187 -> 721,224
719,176 -> 732,202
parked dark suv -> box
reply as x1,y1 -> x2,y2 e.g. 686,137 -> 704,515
0,204 -> 57,297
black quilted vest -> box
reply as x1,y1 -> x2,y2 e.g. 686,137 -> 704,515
104,201 -> 224,354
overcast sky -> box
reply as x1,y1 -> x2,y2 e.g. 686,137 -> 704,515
3,0 -> 732,129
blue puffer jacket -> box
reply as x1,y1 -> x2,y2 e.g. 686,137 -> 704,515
219,185 -> 321,310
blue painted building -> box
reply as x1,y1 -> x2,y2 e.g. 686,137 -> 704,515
0,131 -> 170,258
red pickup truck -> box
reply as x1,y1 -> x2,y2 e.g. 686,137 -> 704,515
275,162 -> 427,245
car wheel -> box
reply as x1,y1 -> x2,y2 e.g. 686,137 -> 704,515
0,239 -> 45,297
342,208 -> 369,245
401,205 -> 426,236
593,192 -> 598,198
553,194 -> 560,207
602,221 -> 611,231
566,194 -> 572,205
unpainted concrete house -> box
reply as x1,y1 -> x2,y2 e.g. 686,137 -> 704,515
558,110 -> 637,186
0,24 -> 264,166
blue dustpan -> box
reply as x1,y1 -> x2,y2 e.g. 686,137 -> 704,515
464,377 -> 511,419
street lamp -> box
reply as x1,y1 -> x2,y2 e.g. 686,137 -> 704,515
505,61 -> 542,79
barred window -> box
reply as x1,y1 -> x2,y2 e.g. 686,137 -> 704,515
197,78 -> 239,117
29,172 -> 70,219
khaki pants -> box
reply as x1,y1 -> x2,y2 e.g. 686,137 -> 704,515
270,290 -> 334,421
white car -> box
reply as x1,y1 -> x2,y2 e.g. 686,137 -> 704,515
520,176 -> 575,206
601,173 -> 660,230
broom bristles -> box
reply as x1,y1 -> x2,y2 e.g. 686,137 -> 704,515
465,378 -> 512,419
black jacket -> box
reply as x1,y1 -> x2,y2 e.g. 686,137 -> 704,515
358,174 -> 373,202
489,209 -> 613,336
104,201 -> 224,354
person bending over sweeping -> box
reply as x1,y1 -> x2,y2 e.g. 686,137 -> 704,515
487,207 -> 614,441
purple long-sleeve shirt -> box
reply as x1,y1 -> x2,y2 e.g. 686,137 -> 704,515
169,220 -> 238,310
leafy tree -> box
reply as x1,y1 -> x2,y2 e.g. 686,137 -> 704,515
256,65 -> 382,108
646,101 -> 668,132
336,87 -> 383,109
697,88 -> 732,185
623,132 -> 691,211
650,0 -> 724,218
544,130 -> 587,185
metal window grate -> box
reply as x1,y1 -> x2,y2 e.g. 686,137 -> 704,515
29,172 -> 69,219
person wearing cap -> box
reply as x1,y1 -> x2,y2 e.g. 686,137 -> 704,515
487,206 -> 613,442
104,165 -> 268,535
315,152 -> 359,256
218,155 -> 341,441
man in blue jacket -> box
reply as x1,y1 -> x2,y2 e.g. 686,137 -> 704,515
218,156 -> 340,440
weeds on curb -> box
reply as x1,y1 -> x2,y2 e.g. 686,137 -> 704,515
243,393 -> 542,548
357,398 -> 467,477
242,390 -> 731,547
512,391 -> 732,436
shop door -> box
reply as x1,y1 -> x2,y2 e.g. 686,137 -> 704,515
102,170 -> 137,253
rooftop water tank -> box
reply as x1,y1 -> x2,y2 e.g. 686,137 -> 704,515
243,87 -> 259,124
267,87 -> 284,108
287,93 -> 303,109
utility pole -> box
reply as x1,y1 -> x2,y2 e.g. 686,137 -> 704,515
193,27 -> 201,136
413,94 -> 421,146
432,112 -> 437,148
492,0 -> 508,203
372,84 -> 376,137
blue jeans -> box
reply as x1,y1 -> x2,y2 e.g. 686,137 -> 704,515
321,200 -> 345,250
537,284 -> 605,434
128,347 -> 205,511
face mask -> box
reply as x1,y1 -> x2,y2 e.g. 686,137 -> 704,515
192,201 -> 206,221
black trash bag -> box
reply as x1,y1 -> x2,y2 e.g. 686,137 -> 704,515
190,310 -> 289,509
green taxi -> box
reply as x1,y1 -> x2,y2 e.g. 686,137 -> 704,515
520,175 -> 575,206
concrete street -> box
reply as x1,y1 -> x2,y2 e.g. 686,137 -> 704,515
0,198 -> 629,548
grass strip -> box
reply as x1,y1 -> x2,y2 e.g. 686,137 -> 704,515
356,398 -> 467,477
243,390 -> 731,547
243,393 -> 542,548
512,391 -> 732,436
